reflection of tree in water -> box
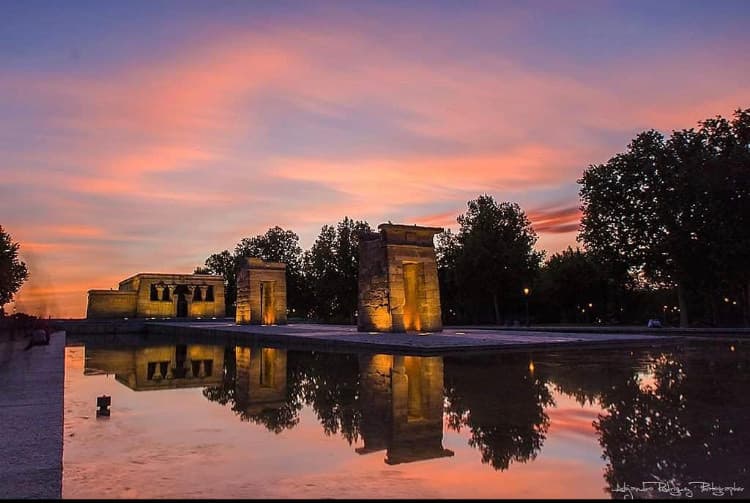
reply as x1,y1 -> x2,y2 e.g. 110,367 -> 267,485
444,353 -> 554,471
202,346 -> 302,433
291,351 -> 362,444
202,345 -> 237,406
202,347 -> 361,442
588,345 -> 750,498
537,349 -> 648,407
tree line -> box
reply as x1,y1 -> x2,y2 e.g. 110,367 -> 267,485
1,107 -> 746,327
197,108 -> 749,327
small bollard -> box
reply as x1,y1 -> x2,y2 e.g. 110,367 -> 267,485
96,395 -> 111,417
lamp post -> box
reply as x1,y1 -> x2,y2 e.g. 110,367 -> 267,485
523,287 -> 530,326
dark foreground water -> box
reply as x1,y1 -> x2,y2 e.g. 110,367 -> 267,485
63,337 -> 749,499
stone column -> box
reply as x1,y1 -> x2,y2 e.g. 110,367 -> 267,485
186,285 -> 195,317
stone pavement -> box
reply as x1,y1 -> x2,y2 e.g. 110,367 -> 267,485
0,331 -> 65,499
146,322 -> 683,355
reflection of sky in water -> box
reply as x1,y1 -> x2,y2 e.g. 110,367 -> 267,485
62,342 -> 749,499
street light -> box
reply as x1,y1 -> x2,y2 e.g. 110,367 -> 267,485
523,287 -> 530,326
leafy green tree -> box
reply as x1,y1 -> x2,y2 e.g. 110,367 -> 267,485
453,196 -> 544,324
435,229 -> 462,323
536,247 -> 612,323
195,250 -> 236,316
234,226 -> 308,316
197,227 -> 309,317
303,217 -> 371,323
0,226 -> 29,316
699,110 -> 750,326
579,108 -> 750,327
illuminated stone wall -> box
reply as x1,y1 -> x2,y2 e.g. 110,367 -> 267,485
235,258 -> 287,325
86,273 -> 225,319
357,354 -> 453,464
86,290 -> 137,318
358,224 -> 443,332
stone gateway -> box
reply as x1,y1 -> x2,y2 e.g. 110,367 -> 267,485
235,258 -> 288,325
358,224 -> 443,333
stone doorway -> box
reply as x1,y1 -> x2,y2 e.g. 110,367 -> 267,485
260,281 -> 276,324
402,263 -> 423,331
175,285 -> 189,318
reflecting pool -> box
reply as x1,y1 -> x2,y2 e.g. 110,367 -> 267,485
63,337 -> 749,499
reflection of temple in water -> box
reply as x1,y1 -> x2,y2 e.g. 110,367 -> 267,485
357,354 -> 453,464
85,344 -> 224,391
234,346 -> 287,415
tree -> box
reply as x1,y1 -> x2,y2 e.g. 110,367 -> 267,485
579,108 -> 750,327
0,226 -> 29,316
197,226 -> 309,317
435,229 -> 462,324
195,250 -> 236,316
303,217 -> 371,322
234,226 -> 307,316
444,353 -> 553,470
453,196 -> 544,324
536,247 -> 611,324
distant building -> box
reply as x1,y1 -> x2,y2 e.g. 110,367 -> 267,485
86,273 -> 225,319
358,224 -> 443,332
235,258 -> 287,325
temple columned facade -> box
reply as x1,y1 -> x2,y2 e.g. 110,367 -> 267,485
86,273 -> 225,319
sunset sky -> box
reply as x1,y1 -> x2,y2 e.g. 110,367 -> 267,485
2,0 -> 749,318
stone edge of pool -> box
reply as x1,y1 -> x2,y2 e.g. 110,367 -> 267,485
0,330 -> 64,499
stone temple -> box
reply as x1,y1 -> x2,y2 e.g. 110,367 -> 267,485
87,273 -> 225,319
358,224 -> 443,333
235,257 -> 287,325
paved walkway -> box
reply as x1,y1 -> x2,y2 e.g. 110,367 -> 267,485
0,331 -> 65,499
146,322 -> 682,355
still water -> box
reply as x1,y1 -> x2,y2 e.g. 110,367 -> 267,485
63,337 -> 749,499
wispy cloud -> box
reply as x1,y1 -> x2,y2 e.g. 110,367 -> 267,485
2,4 -> 748,316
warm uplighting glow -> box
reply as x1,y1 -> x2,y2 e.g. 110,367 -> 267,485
523,287 -> 530,296
528,361 -> 535,373
403,263 -> 422,332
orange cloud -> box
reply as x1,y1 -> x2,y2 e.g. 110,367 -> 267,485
528,205 -> 582,234
3,22 -> 746,317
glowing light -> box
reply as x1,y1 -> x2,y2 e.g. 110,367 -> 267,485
730,345 -> 736,352
588,303 -> 593,308
455,332 -> 466,335
528,361 -> 535,373
523,287 -> 530,296
724,297 -> 730,303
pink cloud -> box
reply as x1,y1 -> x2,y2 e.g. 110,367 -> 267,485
3,23 -> 747,317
